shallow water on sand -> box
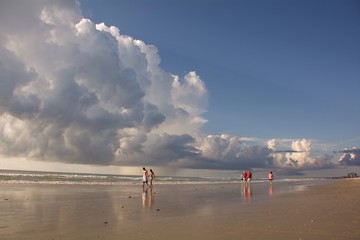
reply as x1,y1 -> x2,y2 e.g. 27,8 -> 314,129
0,179 -> 335,240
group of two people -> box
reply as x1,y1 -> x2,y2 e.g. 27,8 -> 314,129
242,170 -> 252,182
142,167 -> 155,187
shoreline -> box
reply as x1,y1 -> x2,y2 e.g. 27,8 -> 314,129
1,179 -> 359,240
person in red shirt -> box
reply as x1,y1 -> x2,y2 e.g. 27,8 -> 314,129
242,171 -> 247,183
247,170 -> 252,183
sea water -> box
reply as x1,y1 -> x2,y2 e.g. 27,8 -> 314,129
0,169 -> 330,187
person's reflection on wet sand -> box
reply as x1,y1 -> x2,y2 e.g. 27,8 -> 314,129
142,187 -> 148,208
142,186 -> 153,208
269,183 -> 273,197
148,186 -> 153,207
241,183 -> 252,201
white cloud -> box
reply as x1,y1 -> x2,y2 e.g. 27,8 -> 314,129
0,0 -> 344,174
0,0 -> 207,167
268,138 -> 334,169
338,147 -> 360,166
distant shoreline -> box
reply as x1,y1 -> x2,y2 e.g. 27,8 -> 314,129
327,172 -> 359,179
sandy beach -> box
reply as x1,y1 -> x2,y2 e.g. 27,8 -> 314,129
1,179 -> 359,240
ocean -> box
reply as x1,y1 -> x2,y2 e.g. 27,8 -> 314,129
0,169 -> 330,186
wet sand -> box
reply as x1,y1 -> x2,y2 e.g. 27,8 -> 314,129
0,179 -> 359,240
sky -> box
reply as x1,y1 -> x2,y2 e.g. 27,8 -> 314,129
0,0 -> 359,177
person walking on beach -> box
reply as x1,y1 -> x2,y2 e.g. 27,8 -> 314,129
268,171 -> 273,183
247,170 -> 252,183
142,167 -> 149,187
268,171 -> 274,196
242,171 -> 247,183
149,169 -> 156,186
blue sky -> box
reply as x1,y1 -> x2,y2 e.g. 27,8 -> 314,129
0,0 -> 359,176
81,0 -> 360,143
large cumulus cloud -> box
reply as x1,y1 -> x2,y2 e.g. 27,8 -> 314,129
0,0 -> 207,166
0,0 -> 343,172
